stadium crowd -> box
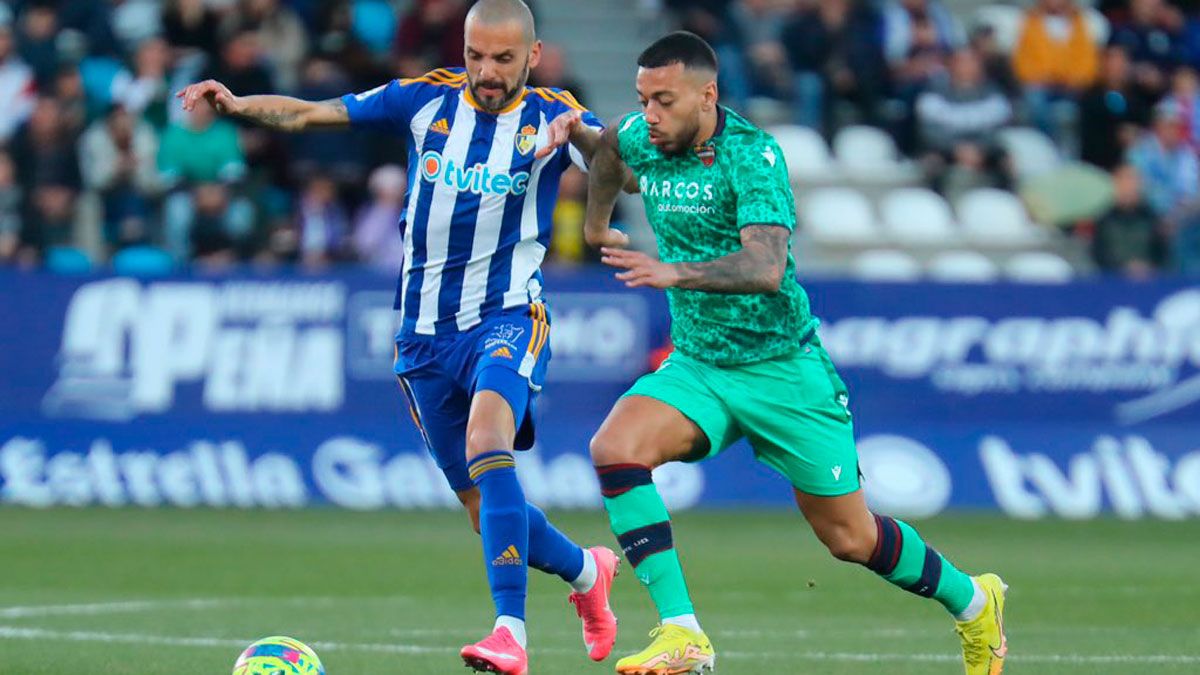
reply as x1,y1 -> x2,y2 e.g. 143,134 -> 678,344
0,0 -> 1197,277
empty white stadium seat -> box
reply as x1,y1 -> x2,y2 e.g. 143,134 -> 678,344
768,124 -> 836,182
974,4 -> 1024,53
957,188 -> 1044,245
833,125 -> 906,178
802,188 -> 880,244
1006,251 -> 1076,282
852,249 -> 922,282
928,251 -> 1001,282
880,188 -> 959,244
998,127 -> 1061,178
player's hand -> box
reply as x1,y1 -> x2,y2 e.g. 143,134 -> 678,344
601,247 -> 679,289
175,80 -> 242,115
535,109 -> 582,160
585,227 -> 630,249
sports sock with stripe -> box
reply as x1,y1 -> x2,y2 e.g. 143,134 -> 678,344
864,514 -> 976,617
597,464 -> 696,621
470,451 -> 529,622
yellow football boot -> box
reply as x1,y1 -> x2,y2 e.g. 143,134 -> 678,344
955,573 -> 1009,675
615,623 -> 715,674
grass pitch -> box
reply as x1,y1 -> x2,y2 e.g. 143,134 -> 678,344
0,508 -> 1197,674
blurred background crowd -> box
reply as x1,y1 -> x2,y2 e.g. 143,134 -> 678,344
0,0 -> 1197,280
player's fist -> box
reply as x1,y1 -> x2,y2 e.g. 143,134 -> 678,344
585,227 -> 630,249
175,80 -> 242,115
535,109 -> 582,160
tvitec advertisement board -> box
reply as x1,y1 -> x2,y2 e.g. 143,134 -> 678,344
1,269 -> 1198,519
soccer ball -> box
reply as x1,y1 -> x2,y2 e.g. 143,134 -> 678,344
232,636 -> 325,675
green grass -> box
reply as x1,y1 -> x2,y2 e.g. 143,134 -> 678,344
0,508 -> 1197,674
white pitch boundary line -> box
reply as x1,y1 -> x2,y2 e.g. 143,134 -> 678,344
0,625 -> 1197,665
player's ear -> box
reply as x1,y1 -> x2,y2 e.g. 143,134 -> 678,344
528,40 -> 543,70
702,79 -> 718,111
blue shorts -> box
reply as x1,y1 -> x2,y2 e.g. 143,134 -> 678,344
393,303 -> 552,492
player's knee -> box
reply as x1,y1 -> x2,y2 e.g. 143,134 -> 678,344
820,524 -> 874,563
464,427 -> 512,460
589,429 -> 641,466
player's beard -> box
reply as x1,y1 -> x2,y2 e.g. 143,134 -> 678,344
657,112 -> 703,156
470,60 -> 530,113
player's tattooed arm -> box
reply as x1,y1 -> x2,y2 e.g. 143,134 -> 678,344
584,124 -> 634,248
673,225 -> 789,294
176,80 -> 350,132
602,225 -> 789,293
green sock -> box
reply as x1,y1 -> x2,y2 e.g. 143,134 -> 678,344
597,465 -> 695,619
864,515 -> 976,616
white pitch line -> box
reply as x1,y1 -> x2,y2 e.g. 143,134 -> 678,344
0,599 -> 230,619
0,625 -> 1196,665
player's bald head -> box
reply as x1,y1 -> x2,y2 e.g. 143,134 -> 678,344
466,0 -> 536,45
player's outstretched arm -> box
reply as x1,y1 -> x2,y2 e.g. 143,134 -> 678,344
601,224 -> 788,294
176,80 -> 350,132
584,124 -> 632,248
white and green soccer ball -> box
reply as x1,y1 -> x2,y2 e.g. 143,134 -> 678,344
232,636 -> 325,675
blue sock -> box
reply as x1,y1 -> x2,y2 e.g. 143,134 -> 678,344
469,451 -> 528,621
527,502 -> 585,582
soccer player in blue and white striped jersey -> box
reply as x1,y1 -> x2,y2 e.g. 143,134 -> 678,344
177,2 -> 622,673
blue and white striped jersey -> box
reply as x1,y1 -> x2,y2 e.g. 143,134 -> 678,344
342,67 -> 602,336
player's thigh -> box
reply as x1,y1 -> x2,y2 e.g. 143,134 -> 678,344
462,304 -> 550,453
395,368 -> 473,493
591,356 -> 736,467
731,343 -> 860,497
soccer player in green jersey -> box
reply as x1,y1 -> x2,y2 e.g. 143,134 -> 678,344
582,32 -> 1009,675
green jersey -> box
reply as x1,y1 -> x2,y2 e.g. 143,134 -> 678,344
617,107 -> 817,366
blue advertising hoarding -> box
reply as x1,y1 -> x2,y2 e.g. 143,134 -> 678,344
2,268 -> 1198,518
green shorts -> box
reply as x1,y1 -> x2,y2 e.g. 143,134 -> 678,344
624,338 -> 860,497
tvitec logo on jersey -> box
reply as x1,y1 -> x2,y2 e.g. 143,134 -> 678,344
42,278 -> 347,420
420,150 -> 531,196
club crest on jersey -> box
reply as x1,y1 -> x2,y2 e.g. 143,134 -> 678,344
694,142 -> 716,167
428,118 -> 450,135
515,124 -> 538,155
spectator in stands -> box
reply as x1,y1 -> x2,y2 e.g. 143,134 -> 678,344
186,181 -> 247,267
79,105 -> 161,251
916,48 -> 1013,202
969,25 -> 1018,97
10,98 -> 82,202
296,174 -> 349,268
0,21 -> 36,145
1128,100 -> 1199,219
1109,0 -> 1186,99
1013,0 -> 1098,146
666,0 -> 750,110
204,29 -> 275,98
20,182 -> 79,258
225,0 -> 309,93
1164,66 -> 1200,152
393,0 -> 467,77
732,0 -> 790,100
550,167 -> 589,264
162,0 -> 221,60
1093,163 -> 1167,276
883,0 -> 963,70
53,64 -> 89,140
113,37 -> 174,130
16,3 -> 58,88
530,44 -> 588,105
290,56 -> 365,187
352,164 -> 406,275
781,0 -> 888,133
158,103 -> 245,188
0,151 -> 20,262
1080,45 -> 1152,170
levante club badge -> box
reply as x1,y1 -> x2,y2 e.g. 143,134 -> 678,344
515,124 -> 538,156
694,142 -> 716,167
